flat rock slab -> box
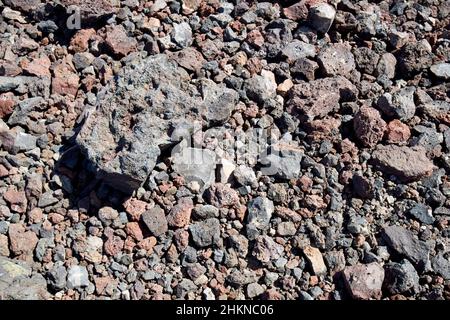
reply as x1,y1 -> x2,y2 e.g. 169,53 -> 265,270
371,145 -> 435,182
76,54 -> 238,193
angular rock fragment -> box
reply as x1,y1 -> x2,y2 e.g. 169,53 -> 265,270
317,43 -> 355,78
105,25 -> 138,57
371,145 -> 435,182
430,63 -> 450,80
431,254 -> 450,280
0,257 -> 50,300
189,218 -> 221,248
172,147 -> 216,193
353,106 -> 386,147
303,246 -> 327,276
76,54 -> 237,193
286,76 -> 357,120
383,260 -> 419,295
309,3 -> 336,33
252,235 -> 284,266
59,0 -> 119,19
8,224 -> 38,260
382,226 -> 430,271
141,205 -> 168,237
342,263 -> 385,300
67,265 -> 90,289
247,196 -> 274,232
377,87 -> 416,120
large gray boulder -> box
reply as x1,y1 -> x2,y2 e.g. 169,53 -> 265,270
0,257 -> 51,300
76,54 -> 238,193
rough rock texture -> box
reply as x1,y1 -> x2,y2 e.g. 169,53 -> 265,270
77,54 -> 238,193
0,257 -> 50,299
353,106 -> 386,147
342,263 -> 385,300
382,226 -> 430,271
59,0 -> 119,19
1,0 -> 450,302
286,76 -> 357,119
372,145 -> 435,182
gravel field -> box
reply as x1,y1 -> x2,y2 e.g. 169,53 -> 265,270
0,0 -> 450,300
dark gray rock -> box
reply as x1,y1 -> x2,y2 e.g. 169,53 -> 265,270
431,253 -> 450,280
382,226 -> 430,271
281,40 -> 316,63
383,259 -> 419,295
189,218 -> 221,248
76,54 -> 237,193
193,205 -> 219,219
377,87 -> 416,120
47,263 -> 67,291
247,197 -> 274,233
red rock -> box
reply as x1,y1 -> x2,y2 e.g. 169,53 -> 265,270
306,116 -> 341,141
125,222 -> 144,241
137,236 -> 157,253
123,198 -> 148,221
262,288 -> 282,300
104,235 -> 124,256
247,29 -> 264,48
298,175 -> 313,192
70,28 -> 96,53
287,76 -> 357,119
8,223 -> 38,260
372,145 -> 435,182
0,164 -> 9,177
385,119 -> 411,143
0,93 -> 16,119
205,183 -> 240,208
3,187 -> 27,213
174,229 -> 189,250
52,56 -> 79,97
0,61 -> 22,76
303,246 -> 327,275
283,1 -> 309,20
28,207 -> 44,224
105,25 -> 138,57
23,55 -> 51,77
170,47 -> 205,72
167,198 -> 194,228
342,263 -> 385,300
246,57 -> 262,76
353,106 -> 386,147
94,276 -> 113,295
